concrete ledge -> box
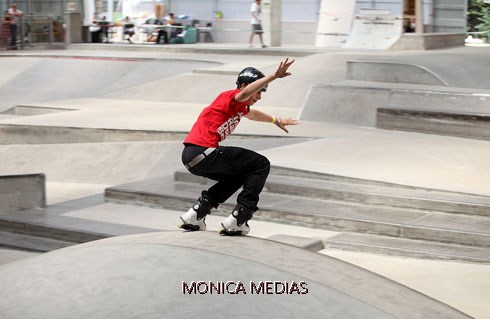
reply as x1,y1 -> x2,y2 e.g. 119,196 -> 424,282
377,108 -> 490,141
389,33 -> 465,51
0,231 -> 74,252
0,124 -> 186,144
0,105 -> 75,116
347,60 -> 448,86
67,43 -> 317,57
324,232 -> 490,263
300,82 -> 490,127
0,217 -> 107,243
0,174 -> 46,213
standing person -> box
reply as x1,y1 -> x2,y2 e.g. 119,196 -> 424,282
122,16 -> 135,43
179,58 -> 298,236
249,0 -> 266,48
99,16 -> 110,43
1,11 -> 11,49
7,3 -> 22,50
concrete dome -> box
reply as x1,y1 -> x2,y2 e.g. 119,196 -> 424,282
0,231 -> 469,319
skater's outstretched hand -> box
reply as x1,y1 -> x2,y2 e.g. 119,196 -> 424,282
274,58 -> 295,79
273,116 -> 299,134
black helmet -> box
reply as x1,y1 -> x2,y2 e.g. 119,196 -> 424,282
236,67 -> 267,92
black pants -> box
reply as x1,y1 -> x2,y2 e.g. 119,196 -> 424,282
183,145 -> 270,212
157,29 -> 169,44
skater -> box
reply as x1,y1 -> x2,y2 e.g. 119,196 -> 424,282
179,58 -> 298,236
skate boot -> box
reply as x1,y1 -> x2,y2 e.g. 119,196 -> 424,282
179,197 -> 216,231
218,205 -> 254,236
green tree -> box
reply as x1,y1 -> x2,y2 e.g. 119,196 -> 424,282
467,0 -> 490,32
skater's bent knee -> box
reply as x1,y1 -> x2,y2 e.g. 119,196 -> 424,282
259,156 -> 270,172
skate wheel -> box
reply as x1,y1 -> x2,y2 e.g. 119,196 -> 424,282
180,223 -> 201,231
218,225 -> 243,236
179,218 -> 201,231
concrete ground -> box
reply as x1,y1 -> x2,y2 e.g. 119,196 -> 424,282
1,43 -> 490,318
0,230 -> 471,319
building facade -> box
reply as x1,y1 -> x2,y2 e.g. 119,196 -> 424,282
0,0 -> 467,47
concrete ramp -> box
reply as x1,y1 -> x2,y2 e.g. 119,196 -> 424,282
315,0 -> 356,47
0,231 -> 470,319
0,57 -> 217,112
346,60 -> 448,86
344,48 -> 490,90
343,9 -> 402,50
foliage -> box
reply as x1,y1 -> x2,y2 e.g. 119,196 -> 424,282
468,0 -> 490,32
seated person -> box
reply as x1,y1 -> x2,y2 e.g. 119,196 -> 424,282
122,16 -> 134,43
156,28 -> 169,44
152,13 -> 177,44
167,13 -> 175,25
170,23 -> 183,38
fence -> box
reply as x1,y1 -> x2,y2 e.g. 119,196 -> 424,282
1,14 -> 63,50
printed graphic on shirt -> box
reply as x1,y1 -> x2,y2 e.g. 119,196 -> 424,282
217,113 -> 242,140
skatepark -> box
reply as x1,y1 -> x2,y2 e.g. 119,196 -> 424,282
1,42 -> 490,318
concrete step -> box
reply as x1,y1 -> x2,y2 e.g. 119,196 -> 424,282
176,166 -> 422,188
299,80 -> 490,128
323,232 -> 490,263
266,175 -> 490,217
0,105 -> 75,116
0,213 -> 108,243
0,123 -> 186,144
0,195 -> 161,252
175,168 -> 490,217
0,231 -> 75,252
377,108 -> 490,141
269,232 -> 490,263
104,177 -> 490,248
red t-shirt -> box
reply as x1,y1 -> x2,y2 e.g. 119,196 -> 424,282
184,89 -> 249,148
